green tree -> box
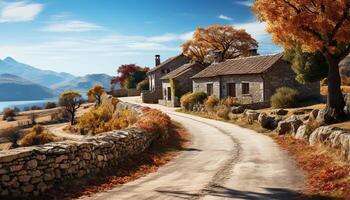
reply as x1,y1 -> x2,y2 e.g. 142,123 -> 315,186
284,45 -> 328,84
59,91 -> 83,125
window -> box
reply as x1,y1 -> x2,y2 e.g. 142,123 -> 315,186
207,84 -> 213,96
227,83 -> 236,97
242,83 -> 249,95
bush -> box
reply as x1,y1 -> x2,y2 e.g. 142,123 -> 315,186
136,79 -> 149,91
2,108 -> 16,120
44,102 -> 57,109
20,125 -> 57,146
204,96 -> 219,112
221,97 -> 238,107
271,87 -> 299,108
78,99 -> 137,135
51,109 -> 70,122
0,126 -> 21,148
215,105 -> 230,119
30,105 -> 42,110
180,92 -> 207,111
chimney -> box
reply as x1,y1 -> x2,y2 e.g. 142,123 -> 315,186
248,49 -> 258,56
214,51 -> 223,63
155,55 -> 161,66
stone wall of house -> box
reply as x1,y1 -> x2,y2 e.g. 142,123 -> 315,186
263,59 -> 320,100
148,55 -> 189,95
193,77 -> 221,97
0,102 -> 161,198
220,75 -> 264,103
141,90 -> 162,103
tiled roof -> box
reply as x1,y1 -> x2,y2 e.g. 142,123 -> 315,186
148,54 -> 188,74
191,53 -> 284,79
161,62 -> 205,80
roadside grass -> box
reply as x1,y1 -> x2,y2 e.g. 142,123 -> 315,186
40,121 -> 190,199
177,108 -> 350,199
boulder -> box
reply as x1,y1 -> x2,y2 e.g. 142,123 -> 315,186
309,126 -> 339,145
275,116 -> 303,135
308,109 -> 320,121
340,134 -> 350,161
295,125 -> 310,142
244,110 -> 260,124
231,106 -> 244,114
258,113 -> 276,129
344,93 -> 350,115
271,109 -> 288,116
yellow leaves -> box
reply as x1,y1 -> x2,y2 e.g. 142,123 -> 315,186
182,25 -> 258,63
253,0 -> 350,54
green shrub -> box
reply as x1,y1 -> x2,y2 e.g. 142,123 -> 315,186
136,79 -> 149,91
204,96 -> 219,112
215,105 -> 230,119
180,92 -> 207,111
271,87 -> 299,108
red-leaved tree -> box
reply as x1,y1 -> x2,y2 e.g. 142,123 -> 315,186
111,64 -> 149,89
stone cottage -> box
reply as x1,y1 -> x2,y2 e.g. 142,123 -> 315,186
191,53 -> 320,103
141,54 -> 190,103
159,62 -> 205,107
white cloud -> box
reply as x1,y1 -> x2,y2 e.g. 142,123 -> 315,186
234,0 -> 253,7
41,20 -> 104,32
147,32 -> 193,42
218,14 -> 232,21
233,20 -> 282,54
0,1 -> 43,23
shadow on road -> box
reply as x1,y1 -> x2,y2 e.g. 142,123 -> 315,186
156,185 -> 333,200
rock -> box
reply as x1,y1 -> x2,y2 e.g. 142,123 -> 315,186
21,184 -> 34,193
258,113 -> 275,129
18,175 -> 31,183
316,109 -> 326,123
1,175 -> 10,182
276,116 -> 303,135
10,165 -> 23,172
344,94 -> 350,115
26,159 -> 38,169
55,155 -> 68,164
43,173 -> 54,181
231,106 -> 244,114
309,126 -> 339,145
276,121 -> 290,135
308,109 -> 319,121
340,134 -> 350,161
0,168 -> 8,175
37,182 -> 47,192
295,125 -> 310,142
244,110 -> 260,124
271,109 -> 288,116
97,155 -> 104,161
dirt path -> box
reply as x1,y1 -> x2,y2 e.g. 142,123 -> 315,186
84,97 -> 304,200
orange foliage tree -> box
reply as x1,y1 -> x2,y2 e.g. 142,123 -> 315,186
253,0 -> 350,123
182,25 -> 258,63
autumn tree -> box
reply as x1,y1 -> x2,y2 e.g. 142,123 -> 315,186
87,84 -> 105,106
182,25 -> 258,63
59,91 -> 83,125
253,0 -> 350,123
284,45 -> 328,84
111,64 -> 149,89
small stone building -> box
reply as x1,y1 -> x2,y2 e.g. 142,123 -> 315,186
191,53 -> 320,103
159,62 -> 205,107
141,54 -> 190,103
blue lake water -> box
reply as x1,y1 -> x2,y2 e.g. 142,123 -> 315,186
0,98 -> 58,111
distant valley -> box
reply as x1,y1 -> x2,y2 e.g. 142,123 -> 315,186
0,57 -> 117,101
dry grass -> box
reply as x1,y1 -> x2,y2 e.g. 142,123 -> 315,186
272,135 -> 350,199
20,125 -> 58,146
321,86 -> 350,95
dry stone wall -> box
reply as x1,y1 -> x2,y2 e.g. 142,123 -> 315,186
0,102 -> 160,198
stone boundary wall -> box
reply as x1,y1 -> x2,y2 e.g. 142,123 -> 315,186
141,90 -> 162,103
0,102 -> 160,198
110,89 -> 141,97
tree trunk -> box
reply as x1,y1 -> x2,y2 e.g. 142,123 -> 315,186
324,56 -> 347,124
70,112 -> 75,125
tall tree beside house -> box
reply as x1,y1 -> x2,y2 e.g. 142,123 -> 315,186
59,91 -> 83,125
284,44 -> 328,84
87,84 -> 106,106
182,25 -> 258,63
111,64 -> 149,89
253,0 -> 350,123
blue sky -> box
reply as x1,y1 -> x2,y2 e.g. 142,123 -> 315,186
0,0 -> 281,76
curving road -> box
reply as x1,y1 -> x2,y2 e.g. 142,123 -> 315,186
84,97 -> 304,200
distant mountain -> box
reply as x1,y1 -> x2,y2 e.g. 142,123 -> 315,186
52,74 -> 114,94
0,74 -> 54,101
0,57 -> 75,87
